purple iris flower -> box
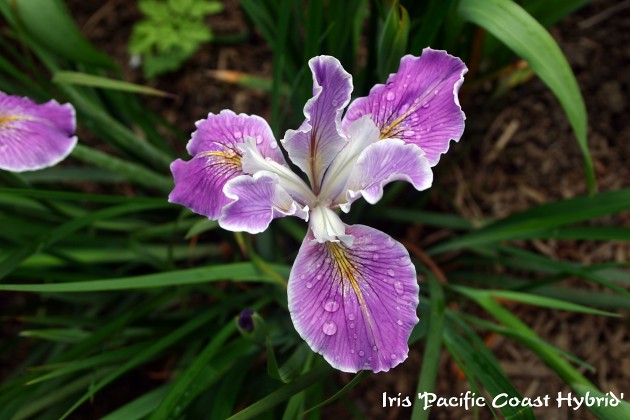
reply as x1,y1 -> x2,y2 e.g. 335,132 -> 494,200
0,92 -> 77,172
170,48 -> 466,372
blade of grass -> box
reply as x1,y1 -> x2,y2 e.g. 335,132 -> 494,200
458,0 -> 595,192
54,71 -> 173,97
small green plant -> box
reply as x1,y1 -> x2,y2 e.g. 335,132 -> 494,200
129,0 -> 223,78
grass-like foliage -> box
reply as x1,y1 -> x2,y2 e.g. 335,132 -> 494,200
0,0 -> 627,419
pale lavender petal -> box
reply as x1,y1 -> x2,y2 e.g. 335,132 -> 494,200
309,205 -> 354,246
338,138 -> 433,212
168,151 -> 241,219
220,172 -> 308,234
282,56 -> 353,192
187,109 -> 284,165
288,224 -> 419,373
170,111 -> 284,219
0,93 -> 77,172
343,48 -> 467,166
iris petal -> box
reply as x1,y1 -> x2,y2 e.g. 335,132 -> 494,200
221,172 -> 308,234
339,138 -> 433,212
282,56 -> 353,192
288,224 -> 419,373
343,48 -> 467,166
0,93 -> 77,172
169,111 -> 283,219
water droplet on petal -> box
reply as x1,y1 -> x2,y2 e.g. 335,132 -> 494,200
426,125 -> 432,132
301,274 -> 306,279
386,91 -> 396,101
324,300 -> 339,312
256,136 -> 263,144
350,349 -> 355,354
349,323 -> 355,329
348,313 -> 355,321
387,268 -> 395,277
332,99 -> 338,106
390,353 -> 397,360
353,333 -> 358,339
404,130 -> 415,137
397,319 -> 403,326
368,356 -> 372,362
322,321 -> 337,335
270,142 -> 278,149
394,281 -> 404,295
316,274 -> 322,280
359,350 -> 365,357
372,254 -> 379,261
422,101 -> 430,108
335,355 -> 340,361
386,238 -> 395,248
306,282 -> 313,289
373,345 -> 378,351
433,89 -> 439,95
234,131 -> 242,139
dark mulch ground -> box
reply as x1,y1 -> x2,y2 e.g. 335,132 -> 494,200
4,0 -> 628,418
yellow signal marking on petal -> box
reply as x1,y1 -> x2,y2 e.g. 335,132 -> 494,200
326,241 -> 381,349
0,114 -> 25,127
379,103 -> 419,140
198,149 -> 242,170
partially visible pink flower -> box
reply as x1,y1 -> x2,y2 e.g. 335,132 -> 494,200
169,48 -> 467,373
0,92 -> 77,172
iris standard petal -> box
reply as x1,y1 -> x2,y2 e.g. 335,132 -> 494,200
343,48 -> 467,166
339,138 -> 433,212
288,225 -> 419,373
282,56 -> 353,192
169,111 -> 284,219
0,92 -> 77,172
220,172 -> 308,234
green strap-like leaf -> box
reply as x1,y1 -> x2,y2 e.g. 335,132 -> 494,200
458,0 -> 595,193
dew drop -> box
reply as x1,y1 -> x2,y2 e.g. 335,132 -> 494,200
353,333 -> 358,339
422,101 -> 430,108
306,282 -> 313,289
324,300 -> 340,312
387,268 -> 395,277
332,99 -> 338,106
256,135 -> 263,144
433,89 -> 439,95
349,323 -> 355,329
403,130 -> 415,137
372,254 -> 379,261
234,131 -> 242,139
322,321 -> 337,335
396,319 -> 403,326
348,313 -> 356,321
368,356 -> 372,362
270,142 -> 278,149
350,349 -> 355,354
386,238 -> 395,248
316,274 -> 322,280
300,274 -> 306,280
394,281 -> 404,295
390,353 -> 397,360
385,91 -> 396,101
359,350 -> 365,357
373,345 -> 378,351
335,355 -> 340,360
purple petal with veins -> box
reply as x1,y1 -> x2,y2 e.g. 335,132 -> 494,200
340,138 -> 433,211
169,111 -> 284,220
288,224 -> 419,373
343,48 -> 467,166
282,56 -> 353,191
0,92 -> 77,172
220,172 -> 308,234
